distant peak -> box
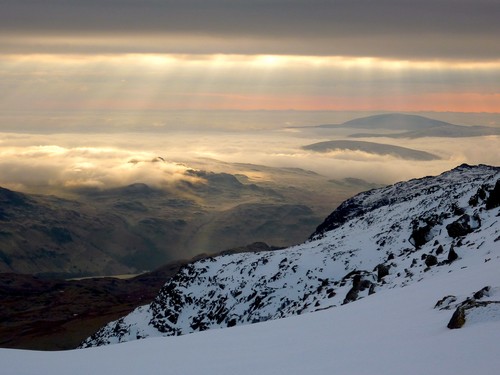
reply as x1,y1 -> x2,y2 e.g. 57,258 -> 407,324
450,164 -> 499,173
340,113 -> 452,131
455,163 -> 473,170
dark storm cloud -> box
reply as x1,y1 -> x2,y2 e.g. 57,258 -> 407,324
1,0 -> 499,59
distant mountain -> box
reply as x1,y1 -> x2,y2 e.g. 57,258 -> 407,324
329,177 -> 384,191
331,113 -> 450,130
0,187 -> 167,277
80,164 -> 500,347
310,113 -> 500,138
0,164 -> 363,277
303,140 -> 440,160
76,183 -> 165,197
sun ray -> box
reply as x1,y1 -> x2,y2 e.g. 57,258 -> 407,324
1,53 -> 499,113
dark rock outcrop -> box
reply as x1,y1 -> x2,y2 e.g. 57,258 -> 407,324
409,215 -> 441,248
447,305 -> 467,329
435,245 -> 444,255
486,180 -> 500,210
311,200 -> 364,238
448,300 -> 500,329
434,295 -> 457,310
343,272 -> 375,304
446,286 -> 499,329
374,264 -> 390,282
446,214 -> 481,238
424,254 -> 438,267
468,186 -> 487,207
447,248 -> 459,263
473,286 -> 491,300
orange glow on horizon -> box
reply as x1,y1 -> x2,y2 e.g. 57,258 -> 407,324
2,53 -> 499,114
27,92 -> 500,114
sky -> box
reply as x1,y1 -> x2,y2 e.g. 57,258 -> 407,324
1,0 -> 499,115
0,0 -> 499,193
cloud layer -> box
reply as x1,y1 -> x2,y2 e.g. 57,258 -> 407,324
1,55 -> 499,114
2,1 -> 499,59
1,129 -> 499,196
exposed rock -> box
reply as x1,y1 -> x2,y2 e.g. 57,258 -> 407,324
409,215 -> 441,249
343,288 -> 359,304
447,306 -> 466,329
473,286 -> 491,300
445,286 -> 499,329
424,254 -> 438,267
436,245 -> 444,255
343,273 -> 375,304
446,214 -> 481,238
434,295 -> 457,310
447,247 -> 459,263
409,224 -> 432,248
368,284 -> 376,295
468,186 -> 487,207
451,203 -> 465,216
486,180 -> 500,210
374,263 -> 390,282
311,200 -> 364,238
448,300 -> 500,329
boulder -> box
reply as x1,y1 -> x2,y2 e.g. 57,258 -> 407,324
447,248 -> 459,263
446,214 -> 481,238
374,263 -> 390,282
425,254 -> 438,267
436,245 -> 444,255
447,306 -> 466,329
473,286 -> 491,300
343,273 -> 374,304
448,299 -> 500,329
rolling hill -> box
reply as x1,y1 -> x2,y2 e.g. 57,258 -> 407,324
309,113 -> 500,138
302,140 -> 440,160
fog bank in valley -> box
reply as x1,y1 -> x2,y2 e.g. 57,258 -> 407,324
0,115 -> 499,196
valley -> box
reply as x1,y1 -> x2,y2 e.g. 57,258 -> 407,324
0,161 -> 369,278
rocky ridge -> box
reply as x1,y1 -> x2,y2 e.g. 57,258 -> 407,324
80,164 -> 500,347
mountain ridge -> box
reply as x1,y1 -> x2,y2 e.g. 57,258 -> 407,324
302,139 -> 440,160
0,163 -> 353,277
80,163 -> 500,347
339,113 -> 451,130
296,113 -> 500,138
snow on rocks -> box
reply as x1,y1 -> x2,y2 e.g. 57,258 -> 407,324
438,285 -> 500,329
80,164 -> 500,347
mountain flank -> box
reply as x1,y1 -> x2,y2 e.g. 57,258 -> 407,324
0,163 -> 361,277
303,113 -> 500,138
0,242 -> 278,350
80,164 -> 500,347
303,140 -> 440,160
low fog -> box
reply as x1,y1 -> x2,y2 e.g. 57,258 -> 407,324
1,112 -> 499,275
1,113 -> 499,196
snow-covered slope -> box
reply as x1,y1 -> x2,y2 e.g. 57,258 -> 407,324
80,164 -> 500,347
3,255 -> 500,375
